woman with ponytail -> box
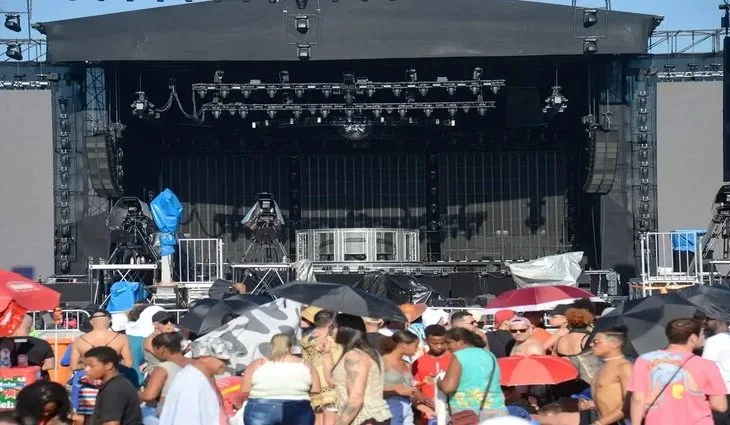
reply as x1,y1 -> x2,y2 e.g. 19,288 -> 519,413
380,331 -> 421,425
437,328 -> 506,421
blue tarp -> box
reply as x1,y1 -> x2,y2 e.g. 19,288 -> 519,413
108,281 -> 148,312
150,188 -> 183,256
671,229 -> 706,252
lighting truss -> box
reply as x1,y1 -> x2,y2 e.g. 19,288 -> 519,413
193,78 -> 507,100
200,100 -> 497,119
0,79 -> 50,90
656,70 -> 724,81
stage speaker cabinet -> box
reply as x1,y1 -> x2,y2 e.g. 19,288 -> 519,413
85,133 -> 123,198
583,105 -> 623,194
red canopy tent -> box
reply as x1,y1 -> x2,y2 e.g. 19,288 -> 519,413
0,270 -> 60,311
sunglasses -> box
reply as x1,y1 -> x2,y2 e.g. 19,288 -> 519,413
91,315 -> 109,320
468,321 -> 478,325
510,328 -> 528,334
157,319 -> 174,325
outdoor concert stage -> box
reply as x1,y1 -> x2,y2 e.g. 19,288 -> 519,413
37,0 -> 663,303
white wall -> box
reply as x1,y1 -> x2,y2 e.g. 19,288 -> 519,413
0,91 -> 54,279
656,81 -> 724,231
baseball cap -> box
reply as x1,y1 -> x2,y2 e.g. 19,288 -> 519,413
509,317 -> 532,328
90,309 -> 111,319
549,304 -> 570,316
494,309 -> 516,326
570,388 -> 592,401
152,311 -> 175,324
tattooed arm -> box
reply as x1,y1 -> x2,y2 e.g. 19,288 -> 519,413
335,351 -> 371,425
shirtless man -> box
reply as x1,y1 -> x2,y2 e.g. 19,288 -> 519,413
509,317 -> 545,356
450,311 -> 489,347
585,326 -> 632,425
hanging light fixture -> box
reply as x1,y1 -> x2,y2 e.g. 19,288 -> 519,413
5,43 -> 22,61
4,14 -> 21,33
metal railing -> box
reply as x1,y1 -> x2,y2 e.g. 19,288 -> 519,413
177,238 -> 224,284
639,231 -> 703,297
29,310 -> 89,332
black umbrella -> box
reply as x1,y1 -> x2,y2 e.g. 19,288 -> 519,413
224,293 -> 274,305
677,285 -> 730,322
179,297 -> 260,335
271,282 -> 407,321
592,293 -> 701,357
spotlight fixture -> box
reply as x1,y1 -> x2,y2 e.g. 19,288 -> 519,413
419,85 -> 428,97
321,109 -> 329,118
279,70 -> 290,84
267,87 -> 277,98
268,108 -> 277,119
238,106 -> 248,119
583,39 -> 598,54
447,85 -> 456,96
4,14 -> 21,32
295,0 -> 308,9
583,9 -> 598,28
220,86 -> 229,98
543,85 -> 568,114
398,107 -> 407,118
295,86 -> 305,98
297,43 -> 311,61
406,69 -> 417,82
58,97 -> 69,113
295,15 -> 309,34
472,67 -> 483,81
5,43 -> 22,61
293,106 -> 303,119
424,107 -> 433,117
393,87 -> 402,97
131,91 -> 155,118
212,106 -> 222,119
197,89 -> 207,99
322,86 -> 332,97
366,86 -> 375,97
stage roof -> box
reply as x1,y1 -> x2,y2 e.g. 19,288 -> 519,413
42,0 -> 662,63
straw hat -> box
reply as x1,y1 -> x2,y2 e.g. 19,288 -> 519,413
301,306 -> 323,323
399,303 -> 427,323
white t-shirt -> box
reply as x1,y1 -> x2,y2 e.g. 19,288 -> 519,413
158,365 -> 223,425
702,332 -> 730,393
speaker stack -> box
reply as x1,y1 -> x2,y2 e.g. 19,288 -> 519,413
85,133 -> 123,198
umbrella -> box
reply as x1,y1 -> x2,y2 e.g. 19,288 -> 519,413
179,296 -> 260,335
676,285 -> 730,322
224,293 -> 274,305
591,292 -> 700,357
484,285 -> 603,314
0,270 -> 60,311
195,298 -> 302,373
498,356 -> 578,386
271,282 -> 407,321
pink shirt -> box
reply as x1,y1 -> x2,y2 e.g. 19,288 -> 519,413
628,350 -> 727,425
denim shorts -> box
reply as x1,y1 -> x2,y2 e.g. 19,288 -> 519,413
243,398 -> 315,425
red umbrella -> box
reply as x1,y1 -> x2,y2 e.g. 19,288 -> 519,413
498,355 -> 578,386
0,270 -> 60,311
484,285 -> 601,313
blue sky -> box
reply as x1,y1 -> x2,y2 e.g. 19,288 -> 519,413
0,0 -> 721,44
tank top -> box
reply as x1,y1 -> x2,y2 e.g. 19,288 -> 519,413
155,361 -> 183,416
249,360 -> 312,400
333,351 -> 391,425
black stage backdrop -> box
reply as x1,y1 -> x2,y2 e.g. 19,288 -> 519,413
160,151 -> 565,263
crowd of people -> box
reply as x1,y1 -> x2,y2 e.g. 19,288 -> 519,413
5,299 -> 730,425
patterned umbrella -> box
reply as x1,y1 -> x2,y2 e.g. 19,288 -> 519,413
194,298 -> 303,374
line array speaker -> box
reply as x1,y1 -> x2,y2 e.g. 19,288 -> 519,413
85,133 -> 123,198
583,105 -> 623,194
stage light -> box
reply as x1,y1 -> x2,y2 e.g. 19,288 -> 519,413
269,0 -> 278,3
373,109 -> 381,118
323,87 -> 332,97
308,106 -> 316,115
393,87 -> 402,97
58,97 -> 69,113
4,14 -> 21,32
268,108 -> 277,119
473,67 -> 483,80
462,106 -> 470,114
238,106 -> 248,118
491,85 -> 500,95
279,70 -> 290,84
366,86 -> 375,97
5,43 -> 22,61
321,109 -> 329,118
59,135 -> 71,150
583,9 -> 598,28
220,87 -> 229,98
478,105 -> 487,116
295,86 -> 305,98
470,85 -> 479,96
448,104 -> 457,117
583,39 -> 598,54
59,224 -> 72,238
424,107 -> 433,117
345,109 -> 354,118
212,107 -> 222,119
447,85 -> 456,96
295,17 -> 309,35
398,106 -> 407,118
242,89 -> 251,98
344,91 -> 354,104
419,85 -> 428,96
293,107 -> 302,119
406,69 -> 417,82
197,89 -> 206,99
267,87 -> 277,98
385,107 -> 394,114
297,43 -> 311,61
59,154 -> 71,167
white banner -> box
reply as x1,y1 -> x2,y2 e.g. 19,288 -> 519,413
507,252 -> 583,288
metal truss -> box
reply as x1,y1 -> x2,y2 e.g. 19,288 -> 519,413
656,70 -> 724,81
200,101 -> 497,117
649,29 -> 723,55
193,79 -> 507,99
84,66 -> 109,136
0,79 -> 49,89
0,38 -> 46,62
